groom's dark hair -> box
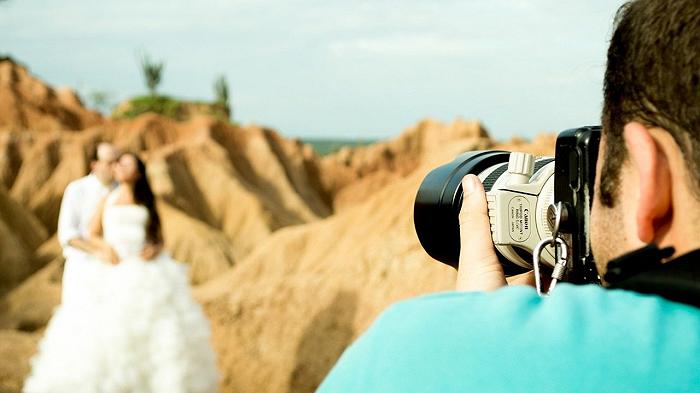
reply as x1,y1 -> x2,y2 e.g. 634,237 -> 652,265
88,145 -> 99,163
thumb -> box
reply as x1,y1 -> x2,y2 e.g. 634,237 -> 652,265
457,174 -> 507,291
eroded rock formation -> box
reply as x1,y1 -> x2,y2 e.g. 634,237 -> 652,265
0,58 -> 556,393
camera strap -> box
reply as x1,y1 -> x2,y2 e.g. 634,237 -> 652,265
605,245 -> 700,309
604,244 -> 675,284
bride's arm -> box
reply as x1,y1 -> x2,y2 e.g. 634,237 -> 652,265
88,196 -> 107,239
140,222 -> 164,261
85,196 -> 120,264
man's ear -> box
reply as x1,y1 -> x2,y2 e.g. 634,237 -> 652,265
623,122 -> 672,243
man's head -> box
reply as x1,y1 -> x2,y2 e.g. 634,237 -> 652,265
591,0 -> 700,279
90,142 -> 119,185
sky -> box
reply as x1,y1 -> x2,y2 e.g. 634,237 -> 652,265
0,0 -> 627,140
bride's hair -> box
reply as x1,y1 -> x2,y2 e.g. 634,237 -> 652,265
124,152 -> 162,244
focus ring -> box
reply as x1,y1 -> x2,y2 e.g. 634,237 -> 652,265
482,163 -> 508,191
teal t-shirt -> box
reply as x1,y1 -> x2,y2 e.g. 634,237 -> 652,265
319,284 -> 700,392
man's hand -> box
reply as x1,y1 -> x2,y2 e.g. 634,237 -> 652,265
456,174 -> 508,291
140,243 -> 162,261
96,245 -> 120,265
457,175 -> 539,291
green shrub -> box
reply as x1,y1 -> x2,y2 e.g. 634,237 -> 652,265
117,95 -> 184,120
303,138 -> 377,156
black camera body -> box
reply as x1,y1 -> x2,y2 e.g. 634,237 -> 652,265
552,126 -> 600,284
414,126 -> 601,284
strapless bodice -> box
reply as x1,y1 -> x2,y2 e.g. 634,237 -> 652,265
102,204 -> 149,259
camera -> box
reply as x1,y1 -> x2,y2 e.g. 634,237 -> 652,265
414,126 -> 601,284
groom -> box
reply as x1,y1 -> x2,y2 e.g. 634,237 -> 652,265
57,142 -> 119,304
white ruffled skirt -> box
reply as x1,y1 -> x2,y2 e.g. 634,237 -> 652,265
23,254 -> 219,393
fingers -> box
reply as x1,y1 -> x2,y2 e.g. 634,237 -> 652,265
140,245 -> 158,261
506,271 -> 551,289
108,247 -> 120,264
456,174 -> 507,291
506,271 -> 536,286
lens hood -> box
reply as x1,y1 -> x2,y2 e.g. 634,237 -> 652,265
414,150 -> 510,268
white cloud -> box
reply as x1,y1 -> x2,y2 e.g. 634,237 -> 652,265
329,34 -> 478,58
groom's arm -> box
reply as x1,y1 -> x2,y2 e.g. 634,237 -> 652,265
57,185 -> 116,261
67,238 -> 100,254
57,182 -> 92,253
57,182 -> 102,255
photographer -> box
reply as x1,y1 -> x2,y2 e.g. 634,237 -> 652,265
319,0 -> 700,391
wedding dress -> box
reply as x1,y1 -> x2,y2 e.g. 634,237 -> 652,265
24,191 -> 219,393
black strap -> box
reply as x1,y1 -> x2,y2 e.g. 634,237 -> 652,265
604,244 -> 675,283
607,245 -> 700,308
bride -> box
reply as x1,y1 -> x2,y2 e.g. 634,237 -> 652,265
24,152 -> 219,393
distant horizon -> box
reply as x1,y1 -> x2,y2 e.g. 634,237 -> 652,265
2,53 -> 568,142
0,54 -> 589,142
1,0 -> 626,140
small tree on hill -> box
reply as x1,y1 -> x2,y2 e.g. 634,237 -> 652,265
140,54 -> 164,96
88,90 -> 114,114
214,75 -> 231,119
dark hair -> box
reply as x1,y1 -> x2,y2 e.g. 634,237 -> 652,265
601,0 -> 700,207
89,144 -> 99,163
123,152 -> 162,244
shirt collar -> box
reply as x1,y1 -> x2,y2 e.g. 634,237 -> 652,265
607,246 -> 700,308
87,173 -> 116,191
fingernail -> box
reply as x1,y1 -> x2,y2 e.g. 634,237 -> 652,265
463,175 -> 476,196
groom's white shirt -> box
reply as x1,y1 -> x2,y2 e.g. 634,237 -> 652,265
57,173 -> 115,259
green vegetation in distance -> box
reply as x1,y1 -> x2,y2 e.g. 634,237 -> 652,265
117,95 -> 181,119
302,138 -> 378,156
116,54 -> 233,123
214,75 -> 231,119
140,54 -> 164,96
113,95 -> 231,122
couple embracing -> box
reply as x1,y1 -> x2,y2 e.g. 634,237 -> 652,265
23,143 -> 219,393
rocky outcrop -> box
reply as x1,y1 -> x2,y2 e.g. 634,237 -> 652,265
0,329 -> 38,393
0,186 -> 49,295
8,131 -> 95,231
0,58 -> 103,131
319,118 -> 492,210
